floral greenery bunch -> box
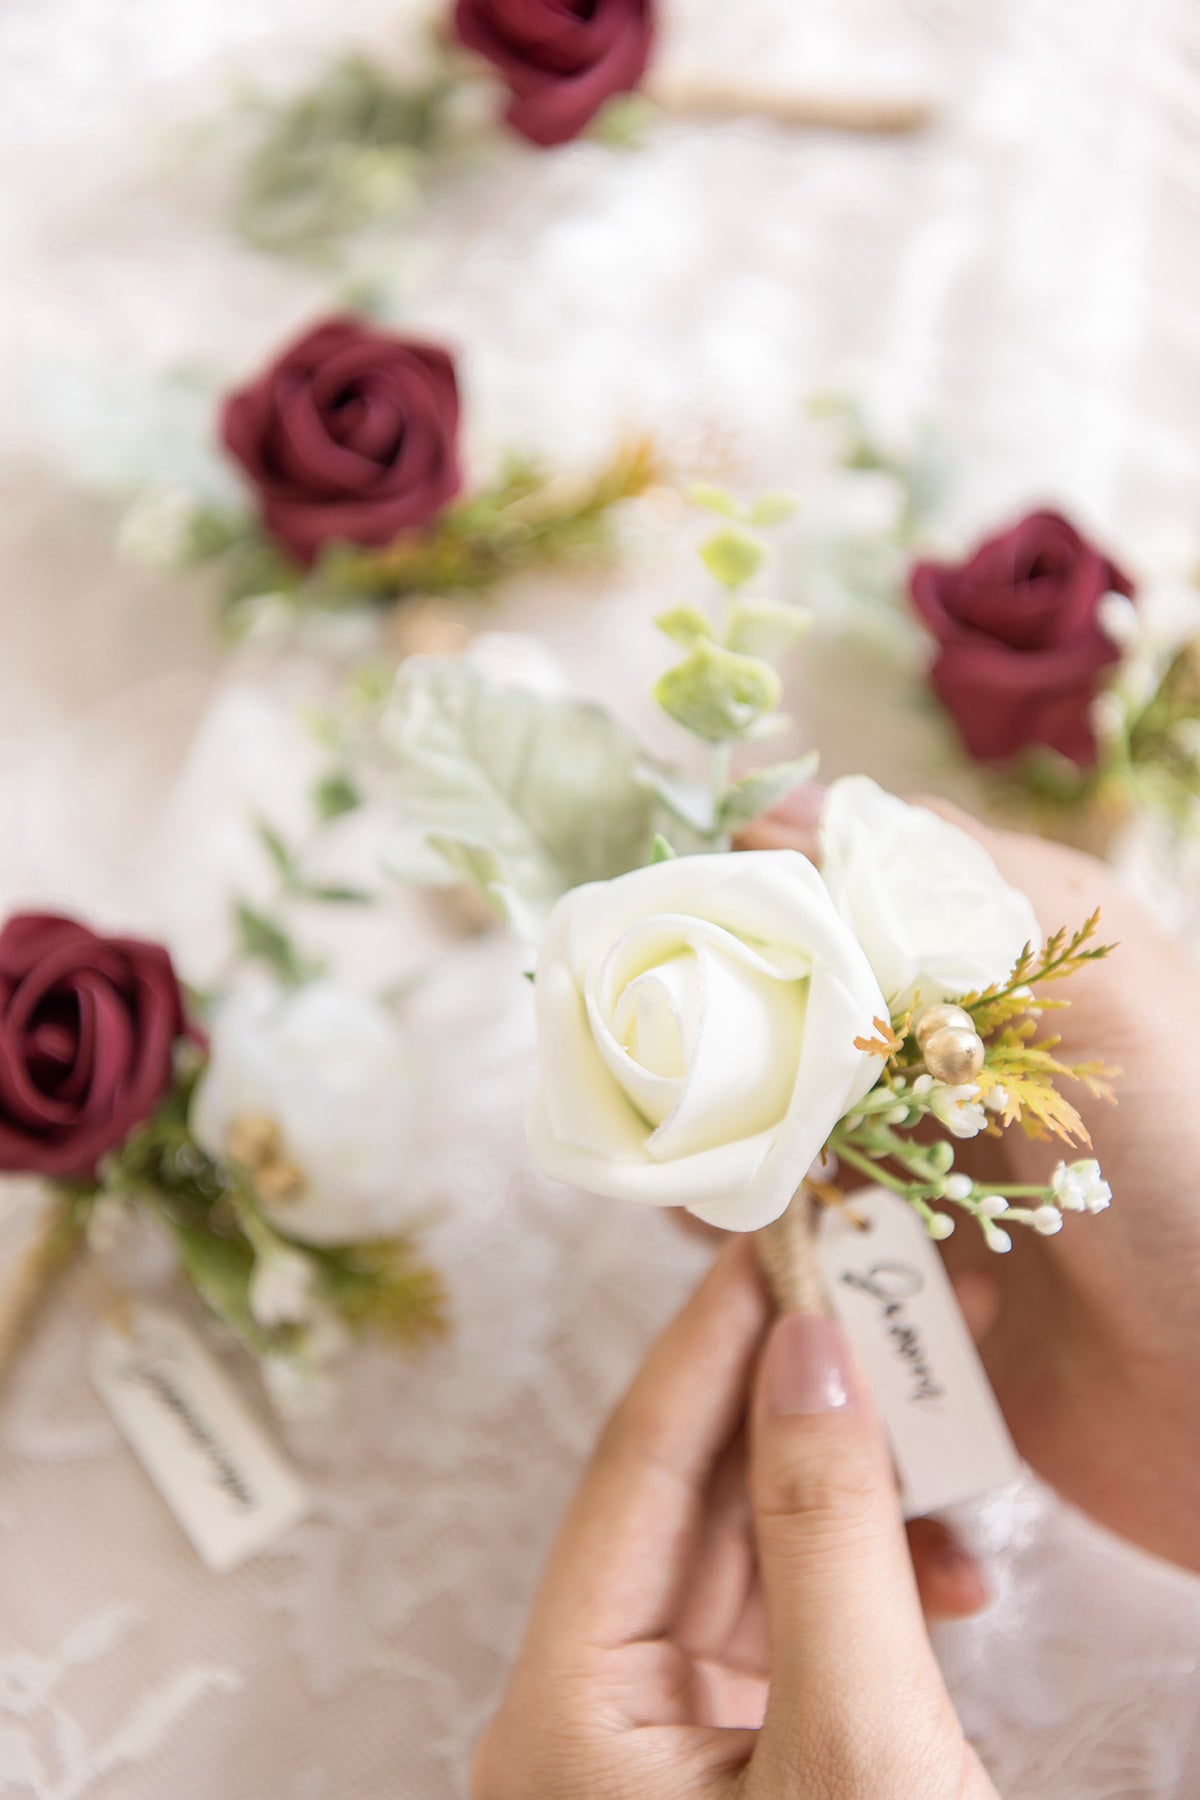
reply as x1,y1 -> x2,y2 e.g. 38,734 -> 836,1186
356,489 -> 1118,1253
119,312 -> 662,639
230,13 -> 656,259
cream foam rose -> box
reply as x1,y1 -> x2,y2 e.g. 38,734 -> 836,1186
526,850 -> 888,1231
820,776 -> 1040,1009
191,981 -> 417,1246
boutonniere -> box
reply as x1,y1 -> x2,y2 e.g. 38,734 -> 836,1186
0,888 -> 446,1414
120,312 -> 660,639
795,400 -> 1200,862
228,11 -> 933,260
333,490 -> 1117,1288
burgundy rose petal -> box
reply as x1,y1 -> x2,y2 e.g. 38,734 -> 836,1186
909,508 -> 1135,770
219,318 -> 463,565
456,0 -> 652,147
0,915 -> 188,1180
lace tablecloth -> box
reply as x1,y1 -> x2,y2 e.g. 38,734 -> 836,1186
2,1 -> 1200,1795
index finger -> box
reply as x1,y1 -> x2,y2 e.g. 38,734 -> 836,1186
523,1237 -> 769,1659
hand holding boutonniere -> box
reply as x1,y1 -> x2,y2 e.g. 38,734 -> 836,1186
119,313 -> 661,640
367,491 -> 1118,1310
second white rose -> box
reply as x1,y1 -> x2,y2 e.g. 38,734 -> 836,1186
820,776 -> 1040,1009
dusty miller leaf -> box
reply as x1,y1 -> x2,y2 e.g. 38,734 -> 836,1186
716,755 -> 819,831
377,660 -> 658,928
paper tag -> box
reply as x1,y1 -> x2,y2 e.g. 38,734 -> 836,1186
90,1306 -> 308,1573
818,1186 -> 1022,1516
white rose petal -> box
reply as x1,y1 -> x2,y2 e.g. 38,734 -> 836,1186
820,777 -> 1040,1008
527,850 -> 888,1232
190,981 -> 417,1245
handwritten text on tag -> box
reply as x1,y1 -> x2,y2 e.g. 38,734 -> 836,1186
818,1186 -> 1022,1516
90,1306 -> 308,1573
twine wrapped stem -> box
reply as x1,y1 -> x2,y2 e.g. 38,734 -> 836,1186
755,1185 -> 825,1315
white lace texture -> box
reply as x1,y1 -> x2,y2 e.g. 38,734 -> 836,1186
3,0 -> 1200,1795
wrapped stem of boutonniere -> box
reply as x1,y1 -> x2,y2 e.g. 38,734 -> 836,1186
0,913 -> 445,1413
119,314 -> 662,641
228,11 -> 933,260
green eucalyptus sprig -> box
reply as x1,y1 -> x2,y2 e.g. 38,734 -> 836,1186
648,487 -> 815,852
361,487 -> 819,927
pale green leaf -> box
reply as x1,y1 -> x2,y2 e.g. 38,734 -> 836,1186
312,771 -> 362,819
698,527 -> 765,590
377,660 -> 657,928
687,483 -> 743,519
655,604 -> 715,647
234,902 -> 317,984
716,755 -> 819,831
649,834 -> 677,862
748,491 -> 798,526
724,597 -> 812,663
654,641 -> 782,743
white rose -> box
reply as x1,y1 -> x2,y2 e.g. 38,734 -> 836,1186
820,776 -> 1040,1009
190,981 -> 417,1246
526,850 -> 887,1232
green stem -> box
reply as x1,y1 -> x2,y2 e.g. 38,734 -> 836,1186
831,1139 -> 923,1198
710,740 -> 733,848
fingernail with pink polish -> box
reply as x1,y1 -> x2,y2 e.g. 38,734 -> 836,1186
764,1313 -> 853,1416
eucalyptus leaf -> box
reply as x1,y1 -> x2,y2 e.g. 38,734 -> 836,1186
654,641 -> 781,743
725,597 -> 812,663
378,660 -> 658,928
687,483 -> 743,519
698,526 -> 765,590
748,491 -> 798,526
655,604 -> 715,647
716,755 -> 819,831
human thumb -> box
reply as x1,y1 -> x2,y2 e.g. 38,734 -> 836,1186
746,1311 -> 979,1798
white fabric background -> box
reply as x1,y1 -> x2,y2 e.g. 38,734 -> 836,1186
1,1 -> 1200,1795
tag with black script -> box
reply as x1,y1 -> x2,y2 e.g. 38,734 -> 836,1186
818,1186 -> 1022,1516
90,1306 -> 308,1572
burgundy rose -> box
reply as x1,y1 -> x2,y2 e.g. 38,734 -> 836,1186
909,509 -> 1135,768
454,0 -> 653,148
221,317 -> 462,566
0,914 -> 189,1181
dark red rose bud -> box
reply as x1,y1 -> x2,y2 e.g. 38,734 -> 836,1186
221,316 -> 463,566
0,914 -> 189,1182
909,509 -> 1135,769
454,0 -> 653,148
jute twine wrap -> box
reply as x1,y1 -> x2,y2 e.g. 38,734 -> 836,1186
646,80 -> 935,137
755,1187 -> 826,1316
0,1208 -> 68,1390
